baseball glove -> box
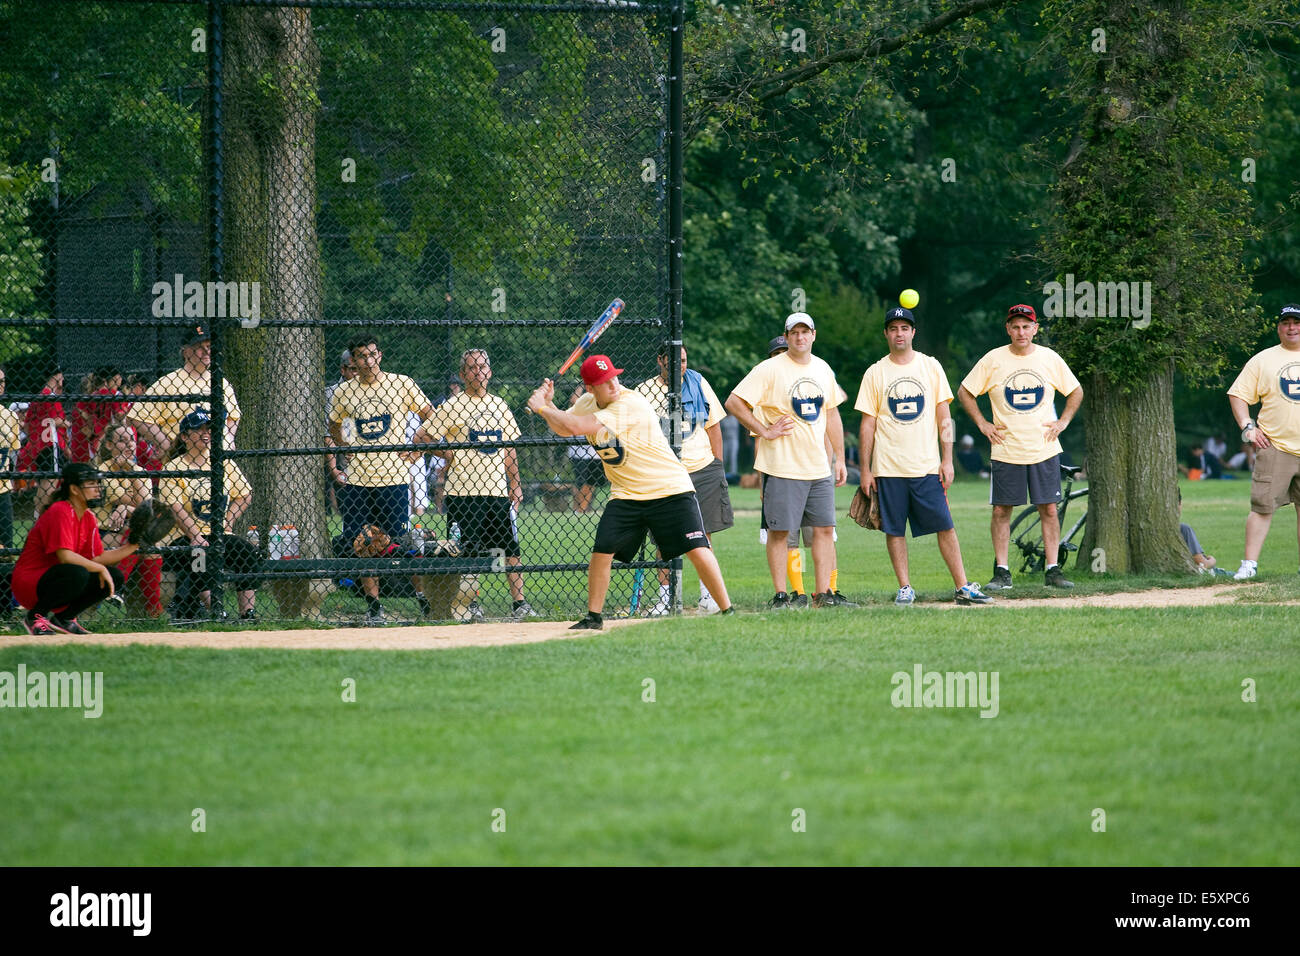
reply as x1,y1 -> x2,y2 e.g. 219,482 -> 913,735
352,524 -> 394,558
848,486 -> 882,531
126,499 -> 177,545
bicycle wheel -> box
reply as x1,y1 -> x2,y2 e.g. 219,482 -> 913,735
1009,488 -> 1090,573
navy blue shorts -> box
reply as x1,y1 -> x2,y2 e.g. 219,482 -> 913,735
875,475 -> 954,537
339,483 -> 409,542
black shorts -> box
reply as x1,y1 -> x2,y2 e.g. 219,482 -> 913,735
990,455 -> 1062,506
594,492 -> 709,563
446,495 -> 520,558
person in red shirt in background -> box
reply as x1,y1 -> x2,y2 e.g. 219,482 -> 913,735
11,462 -> 141,635
17,368 -> 71,478
71,366 -> 129,463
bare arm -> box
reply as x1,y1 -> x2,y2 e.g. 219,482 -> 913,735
1044,386 -> 1085,444
957,385 -> 1003,445
127,415 -> 168,453
1229,395 -> 1270,449
826,406 -> 847,486
169,500 -> 206,546
505,447 -> 522,507
225,494 -> 250,531
859,414 -> 877,494
527,379 -> 601,438
724,393 -> 794,441
706,422 -> 723,461
937,401 -> 955,489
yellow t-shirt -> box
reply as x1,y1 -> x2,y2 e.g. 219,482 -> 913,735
328,373 -> 430,487
129,368 -> 241,440
960,345 -> 1082,465
93,463 -> 148,529
1228,344 -> 1300,456
427,392 -> 521,498
0,405 -> 20,495
573,389 -> 695,500
158,458 -> 252,537
855,352 -> 954,478
731,353 -> 846,481
634,374 -> 725,474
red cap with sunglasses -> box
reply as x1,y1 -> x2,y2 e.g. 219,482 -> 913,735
1006,304 -> 1037,322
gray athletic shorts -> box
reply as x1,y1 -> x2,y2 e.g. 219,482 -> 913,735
991,455 -> 1062,506
689,458 -> 734,534
763,474 -> 835,531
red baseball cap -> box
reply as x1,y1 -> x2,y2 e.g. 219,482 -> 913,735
1006,304 -> 1037,322
580,354 -> 623,387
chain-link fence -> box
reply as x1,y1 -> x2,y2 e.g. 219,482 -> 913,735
0,0 -> 685,628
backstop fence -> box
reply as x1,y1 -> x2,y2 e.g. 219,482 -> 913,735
0,0 -> 685,627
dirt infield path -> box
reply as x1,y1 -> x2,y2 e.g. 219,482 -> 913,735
10,618 -> 648,650
4,586 -> 1283,649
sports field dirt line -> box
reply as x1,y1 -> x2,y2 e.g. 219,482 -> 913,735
2,587 -> 1285,649
4,618 -> 648,650
932,583 -> 1286,610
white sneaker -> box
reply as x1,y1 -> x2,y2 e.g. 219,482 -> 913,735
1233,561 -> 1258,581
645,600 -> 671,617
698,593 -> 721,614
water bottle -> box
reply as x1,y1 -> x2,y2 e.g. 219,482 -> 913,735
450,522 -> 462,546
247,526 -> 259,547
411,525 -> 425,555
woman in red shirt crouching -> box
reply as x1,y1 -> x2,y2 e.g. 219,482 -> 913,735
12,462 -> 140,635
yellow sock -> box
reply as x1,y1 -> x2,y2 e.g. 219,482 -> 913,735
787,548 -> 804,594
829,567 -> 839,593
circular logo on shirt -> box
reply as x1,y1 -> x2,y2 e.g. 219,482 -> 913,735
1279,363 -> 1300,403
592,434 -> 625,466
788,378 -> 825,423
1003,370 -> 1047,413
885,378 -> 926,423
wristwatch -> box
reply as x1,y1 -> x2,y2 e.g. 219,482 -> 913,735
1241,420 -> 1255,442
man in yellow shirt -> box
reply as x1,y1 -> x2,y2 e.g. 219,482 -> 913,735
957,303 -> 1083,589
329,335 -> 434,625
1227,303 -> 1300,579
858,307 -> 992,606
528,354 -> 734,630
635,343 -> 732,614
127,326 -> 241,457
726,313 -> 848,608
417,348 -> 536,620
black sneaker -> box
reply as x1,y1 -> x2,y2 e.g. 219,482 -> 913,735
789,592 -> 809,608
569,611 -> 603,630
769,592 -> 792,610
720,607 -> 736,616
811,591 -> 840,608
48,614 -> 91,635
985,566 -> 1013,591
23,611 -> 56,636
417,594 -> 433,618
830,591 -> 859,607
1045,566 -> 1074,589
239,609 -> 258,622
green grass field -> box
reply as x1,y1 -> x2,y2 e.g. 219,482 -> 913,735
2,477 -> 1298,865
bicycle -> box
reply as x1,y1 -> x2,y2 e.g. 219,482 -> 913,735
1009,464 -> 1089,574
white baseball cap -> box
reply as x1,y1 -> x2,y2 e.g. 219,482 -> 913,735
785,312 -> 815,331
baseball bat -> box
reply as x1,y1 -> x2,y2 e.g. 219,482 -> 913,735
526,298 -> 624,414
558,298 -> 624,374
630,566 -> 645,616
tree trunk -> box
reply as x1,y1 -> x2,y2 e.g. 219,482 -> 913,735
222,6 -> 327,560
1078,362 -> 1192,574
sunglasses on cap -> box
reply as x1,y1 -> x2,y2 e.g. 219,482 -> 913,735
1008,305 -> 1036,318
